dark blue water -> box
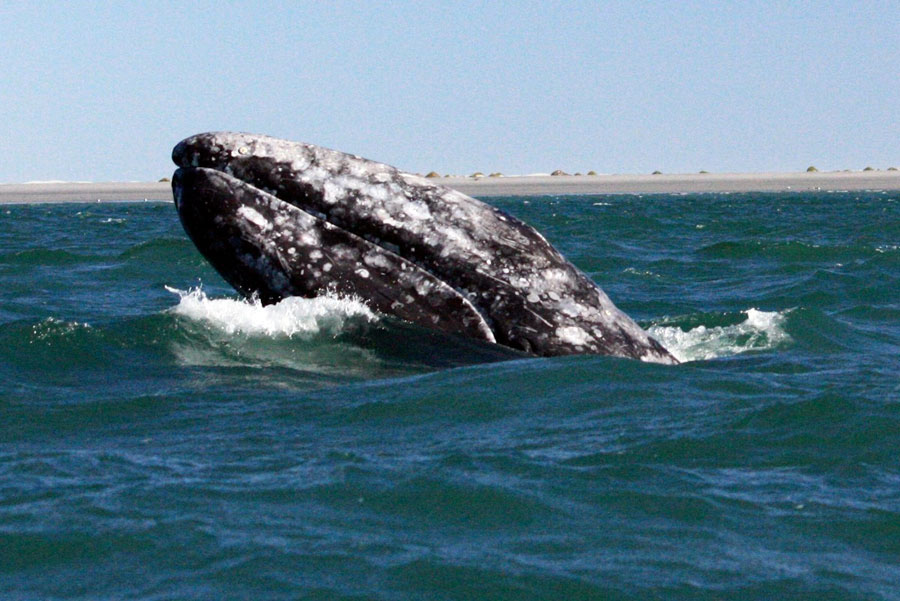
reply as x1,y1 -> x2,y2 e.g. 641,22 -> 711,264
1,192 -> 898,600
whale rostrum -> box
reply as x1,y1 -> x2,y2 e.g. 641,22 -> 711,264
172,132 -> 677,364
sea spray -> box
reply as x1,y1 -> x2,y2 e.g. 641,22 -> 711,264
165,286 -> 377,339
648,308 -> 792,362
167,287 -> 790,363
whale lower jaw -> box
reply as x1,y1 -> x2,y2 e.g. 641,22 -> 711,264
172,132 -> 678,364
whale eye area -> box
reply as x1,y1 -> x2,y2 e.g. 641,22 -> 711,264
238,146 -> 250,156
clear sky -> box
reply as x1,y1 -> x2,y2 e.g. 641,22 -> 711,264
1,1 -> 897,182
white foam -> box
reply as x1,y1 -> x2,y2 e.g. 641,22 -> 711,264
165,286 -> 376,338
648,308 -> 791,362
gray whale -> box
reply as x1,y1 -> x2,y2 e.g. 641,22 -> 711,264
172,132 -> 676,364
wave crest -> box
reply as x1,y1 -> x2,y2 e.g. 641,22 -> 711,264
649,308 -> 791,362
165,286 -> 377,339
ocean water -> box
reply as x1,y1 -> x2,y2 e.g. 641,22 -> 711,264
1,191 -> 898,600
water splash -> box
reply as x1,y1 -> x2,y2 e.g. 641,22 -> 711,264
648,308 -> 792,362
165,287 -> 790,364
165,286 -> 377,339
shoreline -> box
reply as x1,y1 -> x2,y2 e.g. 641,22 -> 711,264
1,171 -> 898,204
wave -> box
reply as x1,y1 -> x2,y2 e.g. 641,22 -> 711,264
163,287 -> 523,376
0,248 -> 98,266
1,294 -> 792,387
0,288 -> 522,389
167,287 -> 795,366
648,308 -> 791,362
165,286 -> 377,339
118,238 -> 198,260
697,240 -> 878,262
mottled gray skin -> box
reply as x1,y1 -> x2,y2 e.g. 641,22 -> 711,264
173,168 -> 495,343
173,132 -> 676,363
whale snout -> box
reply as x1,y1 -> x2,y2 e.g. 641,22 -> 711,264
171,140 -> 187,166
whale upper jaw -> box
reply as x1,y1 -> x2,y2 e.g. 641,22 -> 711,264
172,132 -> 678,364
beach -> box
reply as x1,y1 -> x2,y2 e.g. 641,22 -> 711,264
2,170 -> 898,204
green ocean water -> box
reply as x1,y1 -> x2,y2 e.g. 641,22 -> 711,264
1,191 -> 898,600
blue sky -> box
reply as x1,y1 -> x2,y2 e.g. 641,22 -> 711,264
1,1 -> 897,182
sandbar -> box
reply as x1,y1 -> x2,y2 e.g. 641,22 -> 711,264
0,171 -> 898,204
445,170 -> 900,196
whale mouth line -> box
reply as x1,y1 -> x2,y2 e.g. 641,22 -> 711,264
209,167 -> 482,314
173,164 -> 504,347
212,169 -> 459,296
271,184 -> 500,336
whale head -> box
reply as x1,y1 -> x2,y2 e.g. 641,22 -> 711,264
172,132 -> 677,363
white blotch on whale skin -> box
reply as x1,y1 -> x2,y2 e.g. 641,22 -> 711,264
346,160 -> 370,179
300,232 -> 319,246
434,226 -> 486,260
237,206 -> 271,231
301,166 -> 329,185
322,180 -> 342,205
363,252 -> 392,270
542,268 -> 570,284
402,201 -> 432,221
364,184 -> 390,203
558,298 -> 586,318
414,279 -> 433,296
290,157 -> 310,172
331,245 -> 355,261
556,326 -> 590,346
372,207 -> 401,230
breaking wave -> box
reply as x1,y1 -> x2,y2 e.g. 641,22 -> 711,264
165,286 -> 377,338
648,308 -> 791,363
